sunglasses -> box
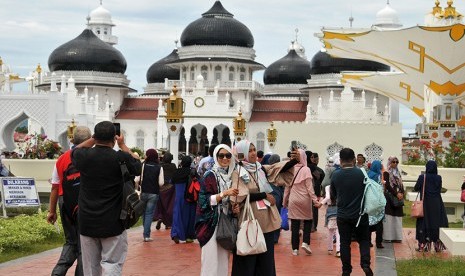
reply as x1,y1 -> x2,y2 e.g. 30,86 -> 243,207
217,153 -> 232,159
391,161 -> 399,164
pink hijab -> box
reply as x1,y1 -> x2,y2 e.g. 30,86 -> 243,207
293,149 -> 312,184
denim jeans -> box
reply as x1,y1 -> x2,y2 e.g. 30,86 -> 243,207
141,193 -> 159,238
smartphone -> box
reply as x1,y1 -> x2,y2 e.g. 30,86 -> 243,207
237,153 -> 245,161
113,123 -> 121,136
290,140 -> 297,151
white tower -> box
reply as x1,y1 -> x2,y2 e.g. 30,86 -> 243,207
87,1 -> 118,45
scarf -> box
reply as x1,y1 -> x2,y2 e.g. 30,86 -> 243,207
293,149 -> 312,184
211,144 -> 235,195
387,156 -> 403,189
367,160 -> 382,183
234,140 -> 273,193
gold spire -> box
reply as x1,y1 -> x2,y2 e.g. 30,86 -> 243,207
36,63 -> 42,74
432,0 -> 442,16
0,57 -> 3,66
443,0 -> 462,19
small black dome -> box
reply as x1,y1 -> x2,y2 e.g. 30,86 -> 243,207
180,1 -> 254,48
310,51 -> 390,74
48,29 -> 127,73
263,50 -> 311,85
146,50 -> 180,83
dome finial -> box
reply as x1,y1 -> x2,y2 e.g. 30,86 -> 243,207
100,0 -> 103,5
174,39 -> 179,49
294,28 -> 299,42
349,9 -> 354,27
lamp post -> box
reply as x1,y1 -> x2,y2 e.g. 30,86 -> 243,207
233,108 -> 246,144
67,118 -> 77,145
267,121 -> 277,151
164,85 -> 185,165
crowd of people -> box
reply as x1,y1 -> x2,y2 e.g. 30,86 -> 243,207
41,121 -> 453,276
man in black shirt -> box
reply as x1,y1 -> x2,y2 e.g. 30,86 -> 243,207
72,121 -> 141,275
309,152 -> 325,232
330,148 -> 373,276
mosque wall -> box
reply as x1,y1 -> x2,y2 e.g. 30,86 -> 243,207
272,121 -> 402,163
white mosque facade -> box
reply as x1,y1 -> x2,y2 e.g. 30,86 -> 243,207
0,1 -> 407,162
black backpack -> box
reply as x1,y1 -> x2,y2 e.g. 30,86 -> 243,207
62,163 -> 80,223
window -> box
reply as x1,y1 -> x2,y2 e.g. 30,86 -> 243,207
201,65 -> 208,80
104,28 -> 108,35
256,132 -> 265,152
240,67 -> 246,81
96,28 -> 101,35
190,66 -> 195,80
136,130 -> 145,151
215,65 -> 222,81
229,66 -> 235,81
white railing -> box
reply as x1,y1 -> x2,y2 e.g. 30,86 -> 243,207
165,79 -> 263,92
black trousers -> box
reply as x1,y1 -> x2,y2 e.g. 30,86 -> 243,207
291,219 -> 312,250
312,206 -> 319,230
369,220 -> 383,245
51,197 -> 83,276
337,215 -> 371,274
232,231 -> 276,276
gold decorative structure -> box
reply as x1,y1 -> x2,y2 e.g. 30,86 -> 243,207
233,108 -> 246,142
267,122 -> 277,147
164,84 -> 185,123
67,118 -> 77,141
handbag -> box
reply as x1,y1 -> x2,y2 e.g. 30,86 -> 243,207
280,207 -> 289,231
386,191 -> 404,207
117,153 -> 146,229
411,175 -> 426,218
236,194 -> 267,256
461,189 -> 465,203
216,207 -> 238,251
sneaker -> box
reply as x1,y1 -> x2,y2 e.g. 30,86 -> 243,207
336,251 -> 341,257
186,238 -> 194,243
155,220 -> 162,230
292,249 -> 299,256
172,237 -> 180,244
301,243 -> 312,255
328,250 -> 333,255
143,237 -> 153,242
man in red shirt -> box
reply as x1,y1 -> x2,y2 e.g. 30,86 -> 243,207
47,126 -> 91,276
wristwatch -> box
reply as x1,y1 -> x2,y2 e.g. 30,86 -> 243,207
219,192 -> 224,198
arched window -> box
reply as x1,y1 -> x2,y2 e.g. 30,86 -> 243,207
229,66 -> 235,81
256,132 -> 265,152
190,66 -> 195,80
136,130 -> 145,151
240,67 -> 246,81
96,28 -> 101,35
103,28 -> 108,35
181,66 -> 186,81
364,143 -> 383,164
201,65 -> 208,80
326,142 -> 344,158
215,65 -> 222,81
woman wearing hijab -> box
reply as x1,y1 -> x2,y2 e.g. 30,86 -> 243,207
140,149 -> 164,242
414,160 -> 448,252
283,149 -> 321,256
154,152 -> 177,230
170,156 -> 197,243
231,140 -> 282,276
382,156 -> 405,242
367,160 -> 384,248
195,144 -> 239,276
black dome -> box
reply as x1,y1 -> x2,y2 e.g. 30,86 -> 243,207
180,1 -> 254,48
310,51 -> 390,74
48,29 -> 127,73
264,50 -> 311,85
146,50 -> 180,83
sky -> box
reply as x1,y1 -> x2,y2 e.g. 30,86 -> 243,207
2,0 -> 463,136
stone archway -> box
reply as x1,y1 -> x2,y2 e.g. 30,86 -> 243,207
1,112 -> 45,151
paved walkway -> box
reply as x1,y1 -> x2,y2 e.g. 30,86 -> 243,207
0,210 -> 448,276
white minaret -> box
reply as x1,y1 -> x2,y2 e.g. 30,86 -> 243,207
87,1 -> 118,45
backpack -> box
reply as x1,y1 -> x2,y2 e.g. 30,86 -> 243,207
184,175 -> 200,203
62,162 -> 80,223
357,168 -> 386,227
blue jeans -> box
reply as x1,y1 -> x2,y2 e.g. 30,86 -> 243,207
141,193 -> 159,238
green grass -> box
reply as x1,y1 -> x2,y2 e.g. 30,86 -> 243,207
402,200 -> 463,228
0,239 -> 64,263
397,257 -> 465,276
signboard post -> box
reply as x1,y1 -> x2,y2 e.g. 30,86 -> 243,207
0,177 -> 41,217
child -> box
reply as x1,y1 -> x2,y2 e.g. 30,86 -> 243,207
320,184 -> 340,257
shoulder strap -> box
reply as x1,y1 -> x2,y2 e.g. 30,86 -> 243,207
356,168 -> 369,227
289,166 -> 304,189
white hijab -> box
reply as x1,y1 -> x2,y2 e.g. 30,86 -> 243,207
212,144 -> 236,193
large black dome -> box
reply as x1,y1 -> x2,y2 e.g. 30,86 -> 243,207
264,50 -> 311,85
48,29 -> 127,73
146,50 -> 180,83
180,1 -> 254,48
310,51 -> 389,74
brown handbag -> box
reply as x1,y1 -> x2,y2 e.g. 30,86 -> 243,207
411,175 -> 425,218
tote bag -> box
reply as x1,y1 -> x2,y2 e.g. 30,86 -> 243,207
236,194 -> 267,256
216,205 -> 238,251
411,175 -> 425,218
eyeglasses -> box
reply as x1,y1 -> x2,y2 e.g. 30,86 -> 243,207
391,161 -> 399,164
217,153 -> 232,159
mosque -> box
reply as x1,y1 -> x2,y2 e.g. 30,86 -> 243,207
0,1 -> 412,162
